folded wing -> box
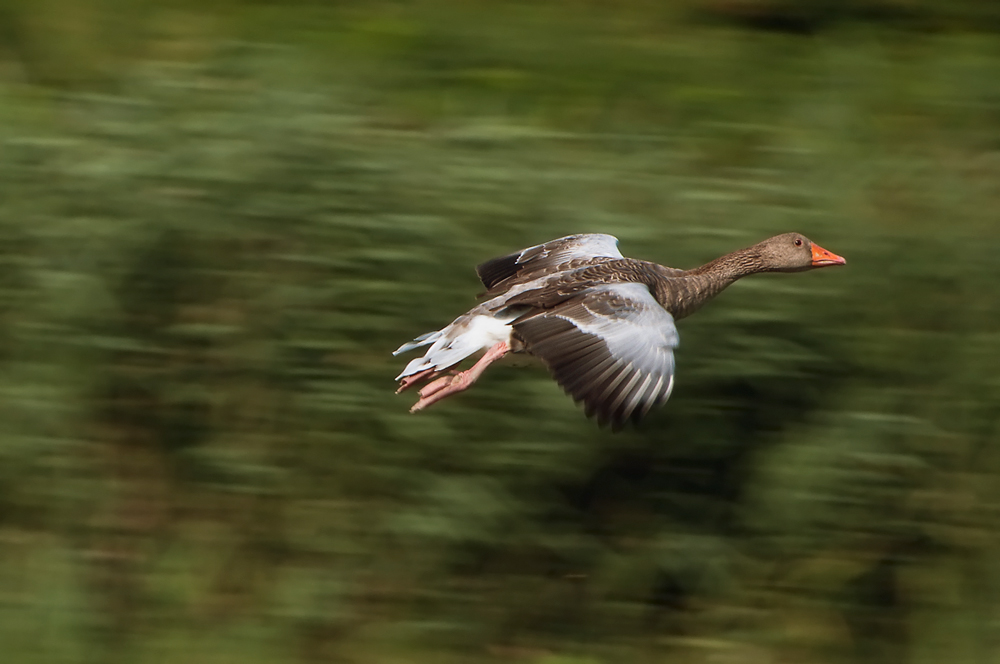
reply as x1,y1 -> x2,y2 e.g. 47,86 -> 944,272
513,282 -> 678,429
476,234 -> 623,293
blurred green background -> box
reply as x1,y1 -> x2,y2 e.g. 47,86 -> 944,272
1,1 -> 999,662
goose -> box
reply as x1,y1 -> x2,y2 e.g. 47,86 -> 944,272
394,233 -> 845,428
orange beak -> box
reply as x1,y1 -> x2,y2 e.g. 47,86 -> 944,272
811,243 -> 846,267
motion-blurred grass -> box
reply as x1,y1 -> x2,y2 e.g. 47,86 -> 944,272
0,1 -> 998,663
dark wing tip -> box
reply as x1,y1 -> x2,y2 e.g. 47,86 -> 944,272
516,313 -> 659,431
475,251 -> 521,291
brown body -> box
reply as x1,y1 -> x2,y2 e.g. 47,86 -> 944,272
396,232 -> 845,428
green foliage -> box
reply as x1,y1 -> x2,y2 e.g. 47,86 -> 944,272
0,2 -> 998,663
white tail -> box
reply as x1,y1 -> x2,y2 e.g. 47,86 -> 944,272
394,313 -> 515,381
393,330 -> 443,356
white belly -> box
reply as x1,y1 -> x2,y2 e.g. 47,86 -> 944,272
467,313 -> 514,348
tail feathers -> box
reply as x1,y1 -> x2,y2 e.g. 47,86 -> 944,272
393,335 -> 478,381
393,330 -> 443,356
394,314 -> 514,382
395,355 -> 437,381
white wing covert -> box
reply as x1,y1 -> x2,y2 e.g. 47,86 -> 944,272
513,282 -> 678,429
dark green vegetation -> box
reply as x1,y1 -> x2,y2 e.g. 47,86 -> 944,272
0,1 -> 998,662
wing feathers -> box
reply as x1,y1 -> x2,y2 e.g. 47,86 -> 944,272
475,252 -> 522,292
476,234 -> 623,292
514,282 -> 679,429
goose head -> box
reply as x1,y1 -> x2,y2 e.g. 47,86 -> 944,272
753,233 -> 846,273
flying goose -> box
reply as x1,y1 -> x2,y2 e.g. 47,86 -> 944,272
394,233 -> 845,428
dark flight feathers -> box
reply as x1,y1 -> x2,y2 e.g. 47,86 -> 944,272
476,233 -> 625,295
513,282 -> 678,430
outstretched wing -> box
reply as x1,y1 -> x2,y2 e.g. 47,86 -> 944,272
513,282 -> 678,429
476,234 -> 623,293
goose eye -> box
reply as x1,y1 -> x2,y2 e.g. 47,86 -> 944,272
794,239 -> 803,247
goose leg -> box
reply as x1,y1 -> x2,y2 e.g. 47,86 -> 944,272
410,341 -> 509,413
396,367 -> 446,393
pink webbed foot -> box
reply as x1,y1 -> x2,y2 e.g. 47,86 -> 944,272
410,373 -> 473,412
415,374 -> 453,399
396,367 -> 445,394
408,341 -> 509,413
